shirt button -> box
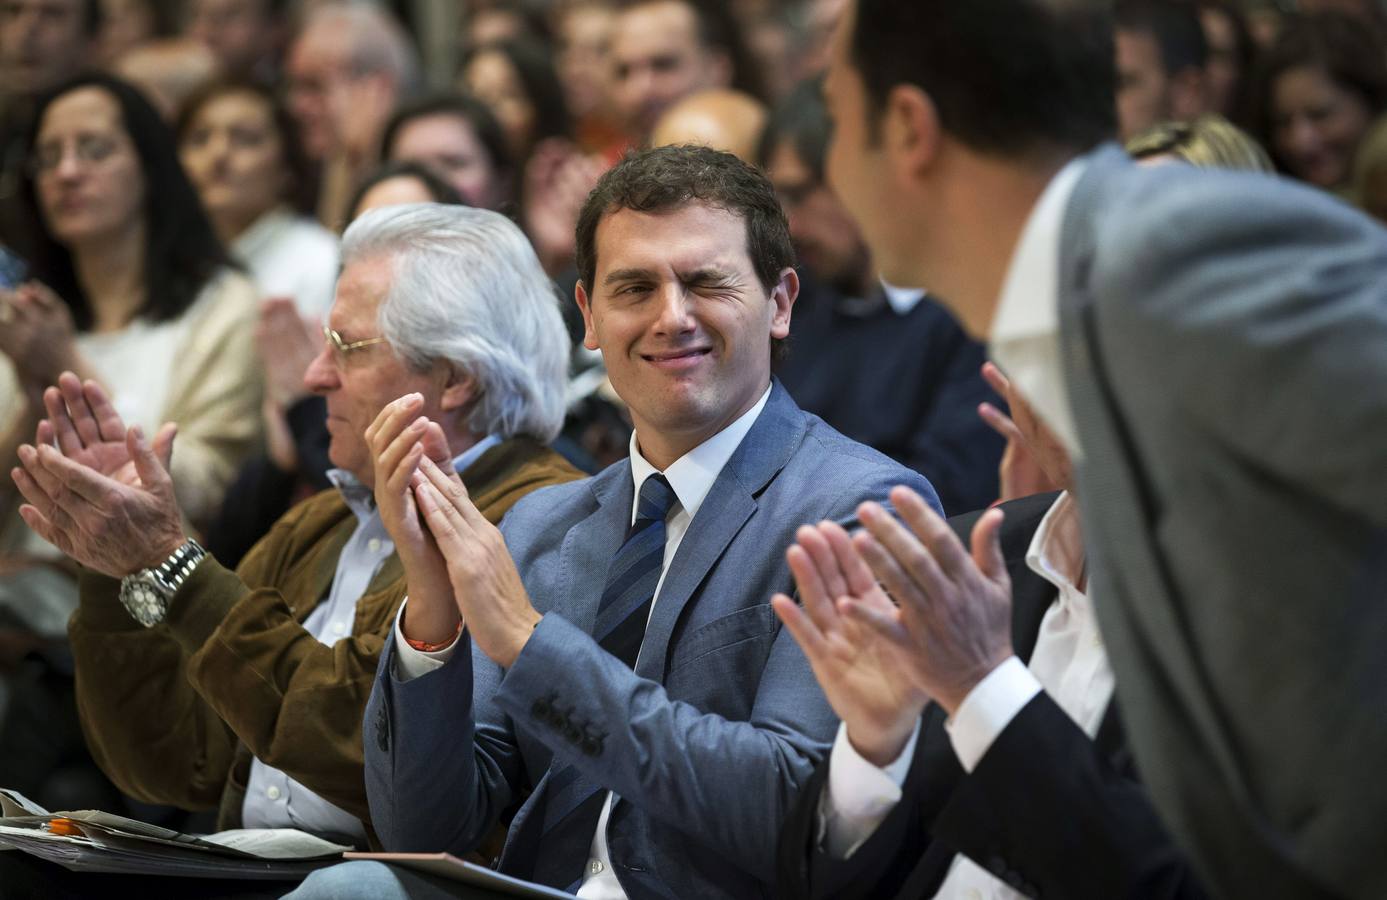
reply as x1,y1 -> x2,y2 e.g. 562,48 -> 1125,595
367,538 -> 382,552
965,889 -> 983,900
332,622 -> 346,636
588,859 -> 604,875
266,786 -> 281,801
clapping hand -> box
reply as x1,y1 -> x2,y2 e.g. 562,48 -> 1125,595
844,487 -> 1015,717
0,282 -> 79,392
366,393 -> 460,646
10,373 -> 186,577
410,455 -> 540,668
977,361 -> 1068,500
771,521 -> 930,766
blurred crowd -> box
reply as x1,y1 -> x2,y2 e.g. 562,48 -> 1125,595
0,0 -> 1385,849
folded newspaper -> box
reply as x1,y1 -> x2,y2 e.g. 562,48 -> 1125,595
0,788 -> 349,880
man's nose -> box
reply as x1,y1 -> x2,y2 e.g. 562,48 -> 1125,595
302,343 -> 338,394
652,283 -> 696,334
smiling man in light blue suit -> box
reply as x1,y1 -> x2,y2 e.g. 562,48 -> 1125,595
288,145 -> 938,900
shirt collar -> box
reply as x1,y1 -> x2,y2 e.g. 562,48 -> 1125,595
990,156 -> 1089,346
327,433 -> 503,523
1025,491 -> 1087,604
881,281 -> 926,316
627,385 -> 772,524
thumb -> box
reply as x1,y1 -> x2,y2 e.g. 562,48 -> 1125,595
420,421 -> 454,469
127,424 -> 172,489
971,507 -> 1007,581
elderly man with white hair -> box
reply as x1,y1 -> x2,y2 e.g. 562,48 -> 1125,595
10,204 -> 582,849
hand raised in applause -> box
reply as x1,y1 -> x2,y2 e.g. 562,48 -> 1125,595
771,521 -> 930,767
977,361 -> 1069,501
10,373 -> 186,577
411,454 -> 540,667
366,393 -> 460,646
844,486 -> 1016,718
256,298 -> 320,471
0,282 -> 80,394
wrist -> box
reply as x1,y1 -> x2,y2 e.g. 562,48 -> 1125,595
845,712 -> 922,769
495,611 -> 542,668
401,597 -> 461,647
137,533 -> 191,575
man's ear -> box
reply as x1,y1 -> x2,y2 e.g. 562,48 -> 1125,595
439,368 -> 477,413
884,84 -> 942,179
575,280 -> 600,351
769,267 -> 798,340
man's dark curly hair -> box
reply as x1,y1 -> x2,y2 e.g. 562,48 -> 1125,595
575,143 -> 795,296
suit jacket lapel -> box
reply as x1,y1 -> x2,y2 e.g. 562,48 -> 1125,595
635,382 -> 807,681
554,463 -> 634,633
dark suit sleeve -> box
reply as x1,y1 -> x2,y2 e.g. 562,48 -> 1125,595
933,692 -> 1207,900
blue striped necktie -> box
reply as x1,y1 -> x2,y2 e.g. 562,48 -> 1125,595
530,473 -> 676,889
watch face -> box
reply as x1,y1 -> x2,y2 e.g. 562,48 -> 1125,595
119,577 -> 168,627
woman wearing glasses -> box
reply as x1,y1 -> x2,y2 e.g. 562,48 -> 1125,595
0,74 -> 262,692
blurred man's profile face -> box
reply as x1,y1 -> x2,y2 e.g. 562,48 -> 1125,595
609,0 -> 727,139
821,1 -> 910,290
0,0 -> 90,96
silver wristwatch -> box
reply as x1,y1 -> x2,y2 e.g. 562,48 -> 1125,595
118,539 -> 208,627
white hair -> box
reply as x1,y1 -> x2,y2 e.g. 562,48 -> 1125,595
341,203 -> 570,442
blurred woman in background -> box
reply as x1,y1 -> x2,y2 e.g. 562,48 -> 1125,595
177,79 -> 339,318
380,93 -> 512,212
1250,13 -> 1387,195
0,72 -> 261,810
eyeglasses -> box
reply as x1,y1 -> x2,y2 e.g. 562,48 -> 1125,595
28,134 -> 125,177
322,324 -> 387,362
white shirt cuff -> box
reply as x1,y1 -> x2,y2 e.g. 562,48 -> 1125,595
944,656 -> 1041,772
391,598 -> 460,682
816,718 -> 922,859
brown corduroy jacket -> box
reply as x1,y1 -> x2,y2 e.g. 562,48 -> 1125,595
68,438 -> 582,843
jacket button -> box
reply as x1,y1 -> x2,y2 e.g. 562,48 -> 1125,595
375,705 -> 390,752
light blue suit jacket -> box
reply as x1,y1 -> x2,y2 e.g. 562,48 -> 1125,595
1058,146 -> 1387,900
363,382 -> 938,898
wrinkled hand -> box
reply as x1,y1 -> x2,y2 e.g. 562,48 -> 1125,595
771,521 -> 929,767
36,372 -> 177,489
0,282 -> 79,389
255,297 -> 319,411
11,413 -> 186,578
367,393 -> 460,646
412,455 -> 540,667
978,362 -> 1066,500
843,486 -> 1015,717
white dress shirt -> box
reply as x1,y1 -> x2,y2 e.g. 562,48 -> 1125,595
819,492 -> 1114,899
987,155 -> 1089,461
394,387 -> 772,899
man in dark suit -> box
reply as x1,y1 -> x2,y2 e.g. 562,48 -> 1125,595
804,2 -> 1387,898
774,375 -> 1206,899
286,146 -> 938,899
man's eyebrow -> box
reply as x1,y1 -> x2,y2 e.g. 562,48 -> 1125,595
680,267 -> 739,284
602,267 -> 656,286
